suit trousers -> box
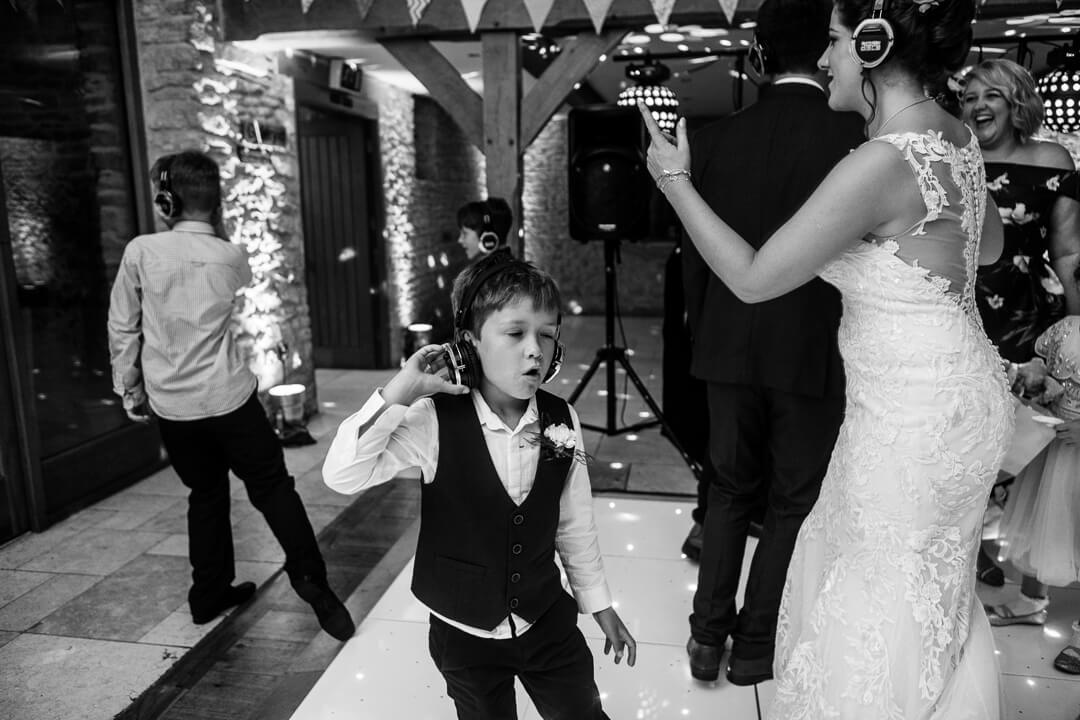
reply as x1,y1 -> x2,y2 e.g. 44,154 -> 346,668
157,391 -> 327,614
690,382 -> 843,659
428,592 -> 608,720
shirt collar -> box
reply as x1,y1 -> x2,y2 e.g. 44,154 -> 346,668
171,220 -> 218,235
471,390 -> 539,435
774,76 -> 825,92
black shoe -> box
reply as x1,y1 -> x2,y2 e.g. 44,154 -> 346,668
295,577 -> 355,641
687,636 -> 723,681
726,653 -> 773,686
191,582 -> 256,625
976,547 -> 1005,587
681,523 -> 703,562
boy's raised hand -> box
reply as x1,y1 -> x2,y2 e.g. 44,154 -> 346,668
382,344 -> 469,407
593,606 -> 636,667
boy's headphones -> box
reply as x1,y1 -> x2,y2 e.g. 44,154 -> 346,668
477,202 -> 501,254
850,0 -> 895,69
748,35 -> 771,76
441,253 -> 565,388
154,165 -> 181,220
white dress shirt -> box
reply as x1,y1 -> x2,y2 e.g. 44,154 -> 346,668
323,389 -> 612,639
107,221 -> 256,420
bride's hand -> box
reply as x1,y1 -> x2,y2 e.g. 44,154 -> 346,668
636,101 -> 690,184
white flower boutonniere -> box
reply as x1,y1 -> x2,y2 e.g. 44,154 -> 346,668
527,420 -> 591,466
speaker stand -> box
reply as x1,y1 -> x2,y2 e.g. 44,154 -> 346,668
567,237 -> 702,481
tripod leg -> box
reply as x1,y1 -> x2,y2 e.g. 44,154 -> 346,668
567,351 -> 605,405
617,354 -> 703,480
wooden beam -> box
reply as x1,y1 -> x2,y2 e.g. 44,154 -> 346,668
482,31 -> 524,255
379,39 -> 484,149
521,29 -> 625,149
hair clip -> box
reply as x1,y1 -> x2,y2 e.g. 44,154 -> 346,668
912,0 -> 943,13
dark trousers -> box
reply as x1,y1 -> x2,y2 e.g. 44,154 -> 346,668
157,391 -> 326,613
428,593 -> 608,720
690,382 -> 843,659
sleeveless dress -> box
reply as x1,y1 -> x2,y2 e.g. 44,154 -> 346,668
770,131 -> 1013,719
998,315 -> 1080,587
975,162 -> 1080,363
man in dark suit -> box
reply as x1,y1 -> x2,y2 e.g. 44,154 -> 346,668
682,0 -> 864,686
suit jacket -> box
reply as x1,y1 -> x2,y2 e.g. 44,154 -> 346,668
683,82 -> 865,398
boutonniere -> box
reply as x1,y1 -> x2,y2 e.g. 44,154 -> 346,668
526,420 -> 591,466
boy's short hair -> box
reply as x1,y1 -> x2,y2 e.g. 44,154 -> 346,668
150,150 -> 222,215
451,251 -> 561,338
457,197 -> 513,247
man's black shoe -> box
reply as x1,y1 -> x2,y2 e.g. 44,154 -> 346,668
681,522 -> 703,562
295,577 -> 355,641
687,636 -> 722,681
191,582 -> 256,624
726,653 -> 773,686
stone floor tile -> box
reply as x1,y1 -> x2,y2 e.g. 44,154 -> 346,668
146,533 -> 189,557
0,569 -> 51,606
0,524 -> 84,570
32,554 -> 190,641
131,465 -> 189,497
0,633 -> 184,720
0,573 -> 101,632
19,528 -> 170,575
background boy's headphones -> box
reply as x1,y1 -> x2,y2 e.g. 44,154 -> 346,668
153,163 -> 181,220
441,253 -> 565,388
748,35 -> 772,76
850,0 -> 895,69
477,202 -> 501,254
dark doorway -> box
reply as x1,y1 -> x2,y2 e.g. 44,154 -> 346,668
297,105 -> 387,368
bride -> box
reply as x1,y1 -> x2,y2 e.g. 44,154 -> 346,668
640,0 -> 1010,716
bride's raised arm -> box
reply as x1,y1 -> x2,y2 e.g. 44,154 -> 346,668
638,102 -> 909,303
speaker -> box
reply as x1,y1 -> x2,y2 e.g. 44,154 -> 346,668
568,106 -> 652,242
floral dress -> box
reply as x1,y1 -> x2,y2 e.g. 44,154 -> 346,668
975,162 -> 1080,363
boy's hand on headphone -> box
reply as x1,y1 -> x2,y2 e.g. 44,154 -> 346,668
383,344 -> 469,406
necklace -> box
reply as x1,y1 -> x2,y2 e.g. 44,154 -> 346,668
873,97 -> 934,138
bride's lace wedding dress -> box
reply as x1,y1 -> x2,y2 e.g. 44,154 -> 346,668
770,131 -> 1013,719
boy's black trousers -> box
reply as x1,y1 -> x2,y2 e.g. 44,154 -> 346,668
428,592 -> 609,720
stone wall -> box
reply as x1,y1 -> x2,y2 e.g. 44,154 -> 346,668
132,0 -> 315,409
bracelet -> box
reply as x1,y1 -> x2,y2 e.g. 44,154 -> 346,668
657,170 -> 691,193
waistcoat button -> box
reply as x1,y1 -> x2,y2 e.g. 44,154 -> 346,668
509,597 -> 519,609
510,572 -> 521,583
513,514 -> 524,526
512,543 -> 522,555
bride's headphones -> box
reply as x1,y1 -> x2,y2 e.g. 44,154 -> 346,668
440,253 -> 565,388
477,202 -> 501,254
850,0 -> 895,69
154,160 -> 182,220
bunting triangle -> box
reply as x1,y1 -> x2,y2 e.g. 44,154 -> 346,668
301,0 -> 315,13
523,0 -> 556,33
582,0 -> 615,33
408,0 -> 432,25
354,0 -> 376,21
650,0 -> 677,27
718,0 -> 738,25
461,0 -> 488,32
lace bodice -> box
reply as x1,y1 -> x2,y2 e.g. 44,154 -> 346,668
771,131 -> 1012,719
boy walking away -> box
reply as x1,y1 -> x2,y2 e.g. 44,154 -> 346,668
108,150 -> 354,640
323,251 -> 635,718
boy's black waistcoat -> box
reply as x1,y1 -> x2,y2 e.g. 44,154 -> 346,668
411,389 -> 574,631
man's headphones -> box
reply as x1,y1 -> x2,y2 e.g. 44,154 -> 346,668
477,202 -> 501,254
153,164 -> 181,220
440,252 -> 564,388
748,35 -> 772,76
849,0 -> 895,69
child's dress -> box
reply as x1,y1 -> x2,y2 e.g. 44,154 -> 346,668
999,315 -> 1080,587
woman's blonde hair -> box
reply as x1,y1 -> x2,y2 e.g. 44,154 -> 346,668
965,59 -> 1044,142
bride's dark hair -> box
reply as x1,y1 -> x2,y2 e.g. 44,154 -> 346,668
835,0 -> 975,96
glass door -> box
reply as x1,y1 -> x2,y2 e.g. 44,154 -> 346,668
0,0 -> 163,531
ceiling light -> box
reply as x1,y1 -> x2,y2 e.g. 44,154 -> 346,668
688,28 -> 728,38
660,32 -> 685,42
677,44 -> 690,52
626,34 -> 651,45
644,23 -> 666,34
1006,14 -> 1050,25
740,21 -> 757,29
